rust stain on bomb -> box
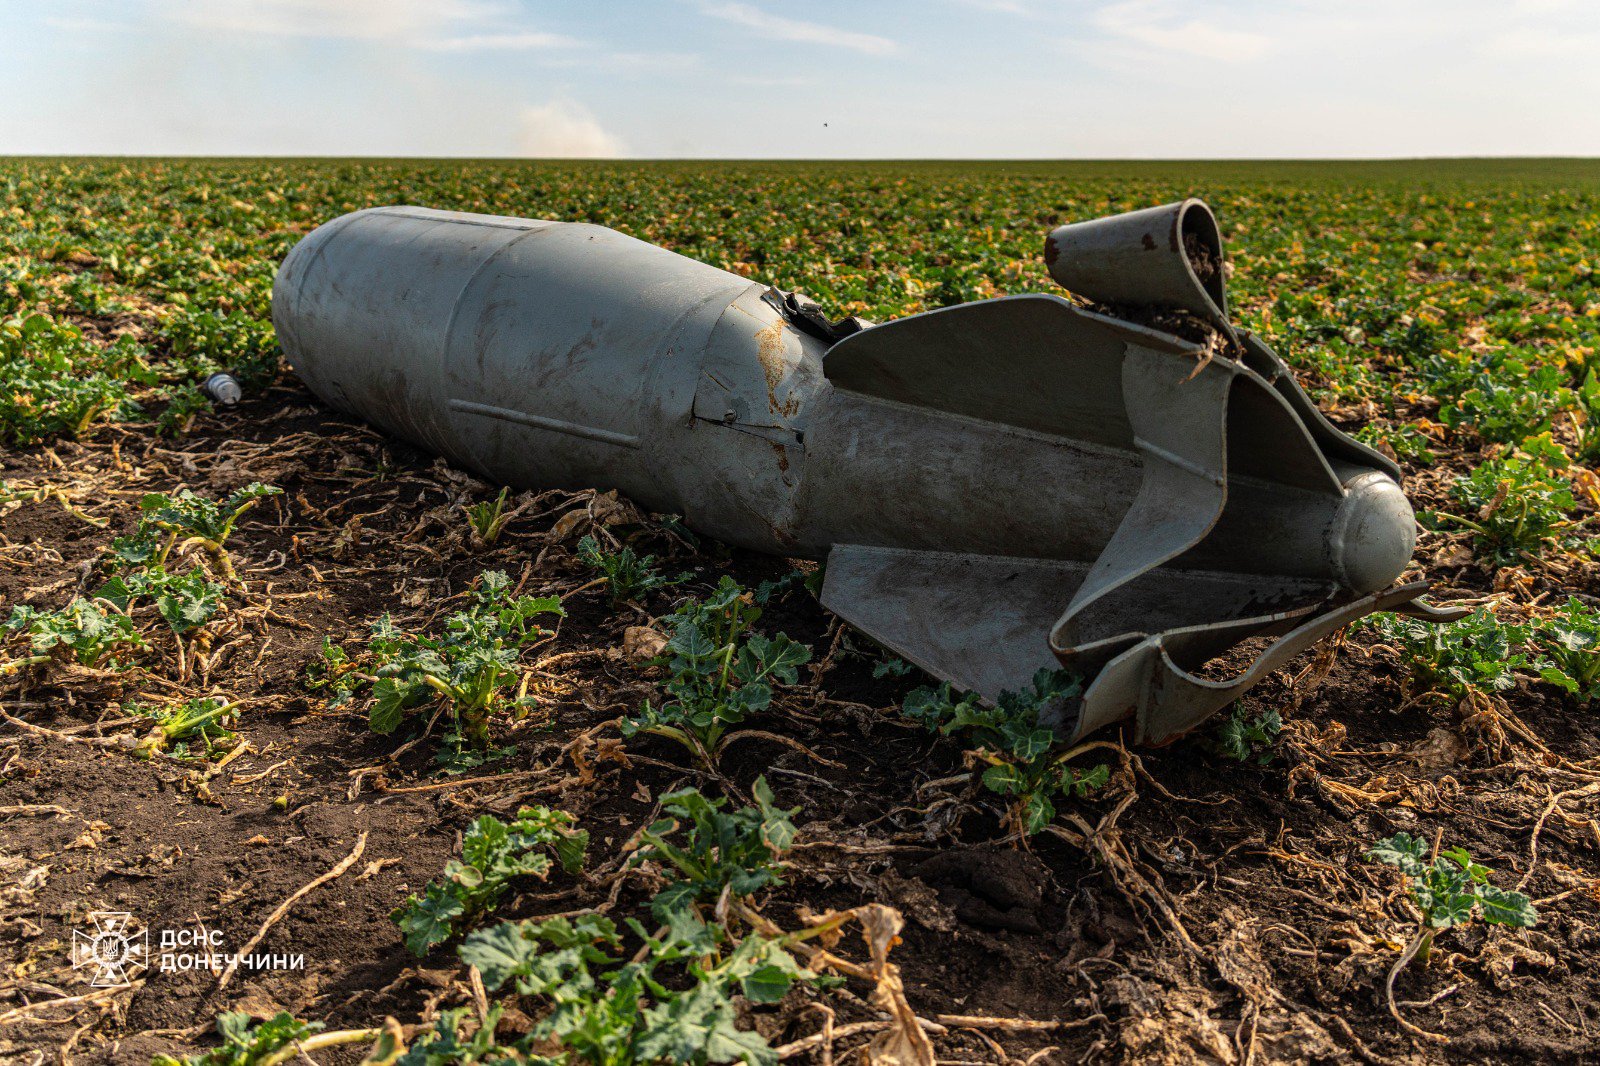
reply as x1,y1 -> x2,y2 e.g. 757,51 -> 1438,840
754,318 -> 800,417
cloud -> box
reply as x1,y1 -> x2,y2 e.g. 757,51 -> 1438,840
596,51 -> 703,71
518,100 -> 627,158
417,32 -> 578,52
1091,1 -> 1269,62
538,50 -> 703,74
155,0 -> 577,51
699,2 -> 897,55
158,0 -> 492,40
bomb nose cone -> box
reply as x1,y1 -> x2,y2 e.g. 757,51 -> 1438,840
1331,472 -> 1416,594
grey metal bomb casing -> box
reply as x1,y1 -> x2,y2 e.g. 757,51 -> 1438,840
275,202 -> 1456,746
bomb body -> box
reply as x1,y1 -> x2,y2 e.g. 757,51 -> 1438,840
276,202 -> 1449,743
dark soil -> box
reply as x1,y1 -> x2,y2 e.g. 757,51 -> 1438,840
2,381 -> 1598,1065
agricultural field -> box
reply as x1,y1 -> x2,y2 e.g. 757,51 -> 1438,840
0,156 -> 1597,1064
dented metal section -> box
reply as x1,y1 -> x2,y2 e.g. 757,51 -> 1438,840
275,200 -> 1461,746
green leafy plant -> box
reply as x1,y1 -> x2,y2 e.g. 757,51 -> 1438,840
1437,449 -> 1577,564
1368,832 -> 1537,963
315,571 -> 563,765
465,487 -> 514,547
394,805 -> 588,956
903,669 -> 1107,837
577,535 -> 685,606
872,657 -> 917,679
1571,370 -> 1600,463
1438,363 -> 1571,445
153,1011 -> 386,1066
152,1011 -> 321,1066
133,697 -> 240,760
460,914 -> 623,1007
98,564 -> 225,634
3,598 -> 143,670
117,482 -> 282,580
449,784 -> 824,1063
160,307 -> 282,390
1354,421 -> 1437,465
0,314 -> 145,443
1532,597 -> 1600,702
1213,705 -> 1283,765
156,382 -> 213,436
751,567 -> 822,606
460,912 -> 816,1066
627,778 -> 796,920
396,1006 -> 533,1065
1366,831 -> 1539,1036
620,578 -> 809,768
305,637 -> 360,703
1365,608 -> 1531,702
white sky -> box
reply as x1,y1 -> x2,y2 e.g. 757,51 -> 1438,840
1,0 -> 1597,157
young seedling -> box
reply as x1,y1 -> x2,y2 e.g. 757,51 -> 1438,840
152,1012 -> 320,1066
1354,422 -> 1437,466
465,486 -> 513,546
627,777 -> 797,921
872,657 -> 917,679
1365,608 -> 1530,703
98,564 -> 226,634
132,697 -> 240,760
393,805 -> 588,956
3,598 -> 143,671
1439,363 -> 1571,445
152,1011 -> 386,1066
460,910 -> 819,1066
156,382 -> 213,436
620,578 -> 810,769
1367,832 -> 1537,1037
313,570 -> 564,767
119,482 -> 282,580
1532,596 -> 1600,702
1572,371 -> 1600,464
903,669 -> 1108,839
1437,448 -> 1577,565
577,534 -> 686,606
453,786 -> 823,1063
751,566 -> 823,605
305,637 -> 359,703
397,1006 -> 534,1065
1212,705 -> 1283,765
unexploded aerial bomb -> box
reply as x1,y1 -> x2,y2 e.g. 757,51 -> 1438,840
273,199 -> 1461,745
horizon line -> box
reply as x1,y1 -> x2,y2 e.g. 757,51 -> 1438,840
2,154 -> 1598,163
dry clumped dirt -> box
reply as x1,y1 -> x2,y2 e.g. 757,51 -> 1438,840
0,371 -> 1597,1065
